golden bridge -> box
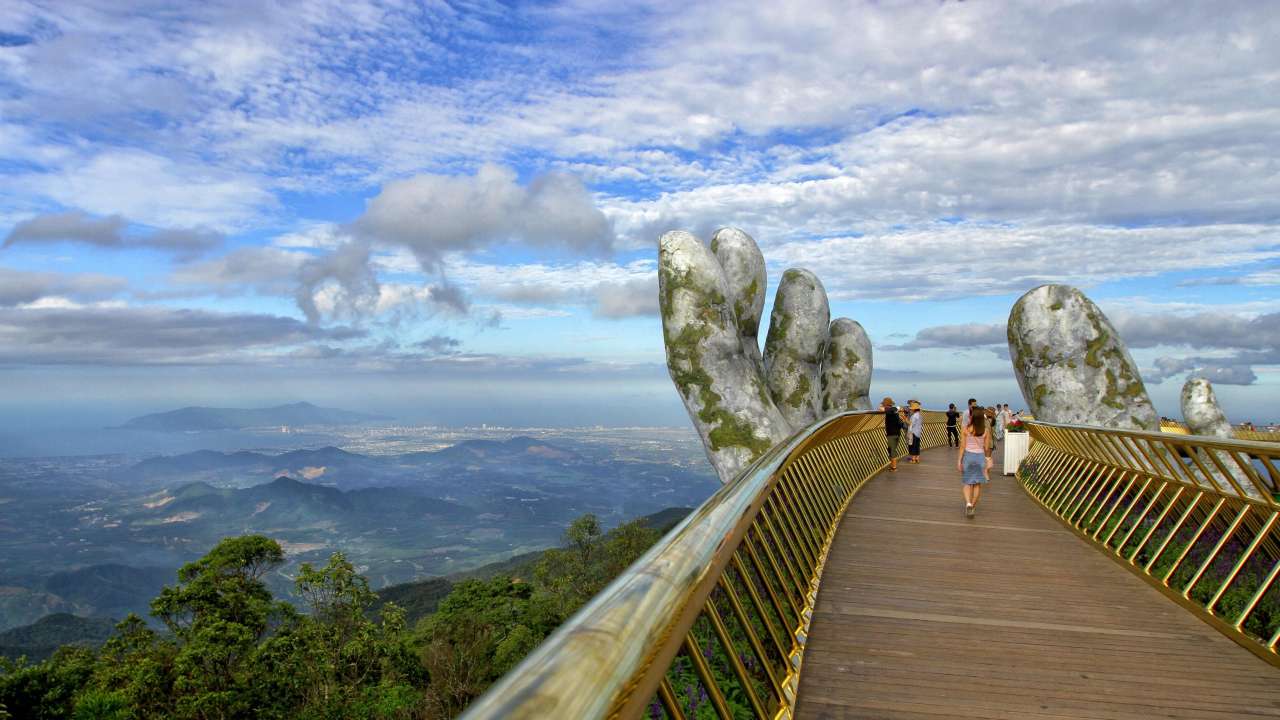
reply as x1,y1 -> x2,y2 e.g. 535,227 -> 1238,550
461,412 -> 1280,719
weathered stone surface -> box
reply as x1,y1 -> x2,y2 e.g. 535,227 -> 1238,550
1180,377 -> 1261,499
658,230 -> 791,483
1007,284 -> 1157,430
711,227 -> 767,379
764,269 -> 830,431
821,318 -> 873,413
1182,377 -> 1233,439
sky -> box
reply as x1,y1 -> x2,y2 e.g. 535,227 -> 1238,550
1,0 -> 1278,431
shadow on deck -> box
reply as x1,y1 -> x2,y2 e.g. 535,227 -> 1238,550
795,443 -> 1280,719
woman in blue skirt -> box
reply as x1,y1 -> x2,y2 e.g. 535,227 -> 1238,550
957,407 -> 993,517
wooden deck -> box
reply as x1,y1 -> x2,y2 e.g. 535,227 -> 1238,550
794,442 -> 1280,719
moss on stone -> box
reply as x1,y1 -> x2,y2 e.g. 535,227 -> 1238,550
707,411 -> 771,455
785,372 -> 811,409
1084,329 -> 1109,368
659,264 -> 724,325
1033,383 -> 1051,406
663,311 -> 770,458
764,310 -> 792,360
844,349 -> 860,370
1101,369 -> 1125,409
753,375 -> 771,408
1049,301 -> 1064,311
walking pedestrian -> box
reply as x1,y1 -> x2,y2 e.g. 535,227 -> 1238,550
957,404 -> 993,518
995,403 -> 1006,441
945,403 -> 960,447
908,400 -> 924,463
882,397 -> 902,472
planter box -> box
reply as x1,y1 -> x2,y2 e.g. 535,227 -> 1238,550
1004,432 -> 1031,475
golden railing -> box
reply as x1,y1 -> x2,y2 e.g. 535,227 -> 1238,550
460,409 -> 949,720
1018,421 -> 1280,666
1161,420 -> 1280,443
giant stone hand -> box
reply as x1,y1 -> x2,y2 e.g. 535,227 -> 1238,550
660,228 -> 873,483
1007,285 -> 1264,498
1007,284 -> 1157,430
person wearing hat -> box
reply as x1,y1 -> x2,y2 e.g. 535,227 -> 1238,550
881,397 -> 902,472
907,400 -> 924,463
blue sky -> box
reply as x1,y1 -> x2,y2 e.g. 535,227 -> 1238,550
1,0 -> 1278,428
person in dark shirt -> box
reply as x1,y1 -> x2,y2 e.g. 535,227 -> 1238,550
946,403 -> 960,447
882,396 -> 902,472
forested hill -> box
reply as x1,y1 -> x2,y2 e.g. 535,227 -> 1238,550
373,505 -> 692,624
0,507 -> 693,719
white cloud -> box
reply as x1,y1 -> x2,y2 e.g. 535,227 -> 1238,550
21,149 -> 273,231
354,165 -> 615,268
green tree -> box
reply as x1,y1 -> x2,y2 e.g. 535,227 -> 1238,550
270,552 -> 422,719
150,535 -> 294,720
85,614 -> 177,719
0,646 -> 95,720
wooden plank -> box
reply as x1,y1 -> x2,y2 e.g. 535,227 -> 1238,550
794,441 -> 1280,719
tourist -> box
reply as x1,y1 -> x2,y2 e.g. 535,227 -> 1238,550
958,405 -> 993,517
882,397 -> 902,472
965,397 -> 978,428
908,400 -> 924,463
945,403 -> 960,447
995,403 -> 1006,441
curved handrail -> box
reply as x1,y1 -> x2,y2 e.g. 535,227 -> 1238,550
460,409 -> 948,719
1019,420 -> 1280,666
1161,419 -> 1280,444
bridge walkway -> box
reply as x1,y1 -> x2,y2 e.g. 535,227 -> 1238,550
794,442 -> 1280,719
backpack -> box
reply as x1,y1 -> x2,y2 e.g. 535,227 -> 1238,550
884,407 -> 902,434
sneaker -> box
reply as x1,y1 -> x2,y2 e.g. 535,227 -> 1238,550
965,505 -> 975,518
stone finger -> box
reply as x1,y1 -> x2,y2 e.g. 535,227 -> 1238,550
821,318 -> 873,414
710,227 -> 767,379
659,230 -> 791,483
763,268 -> 830,431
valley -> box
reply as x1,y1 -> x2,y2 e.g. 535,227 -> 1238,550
0,425 -> 717,632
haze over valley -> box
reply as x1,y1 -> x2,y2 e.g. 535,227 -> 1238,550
0,411 -> 717,633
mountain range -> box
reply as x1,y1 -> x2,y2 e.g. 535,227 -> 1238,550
120,401 -> 385,432
0,433 -> 719,633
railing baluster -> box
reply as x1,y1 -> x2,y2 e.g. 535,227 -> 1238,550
1058,461 -> 1103,520
745,529 -> 802,624
1158,497 -> 1227,584
1236,556 -> 1280,630
772,480 -> 820,570
758,503 -> 811,596
657,677 -> 686,720
1088,471 -> 1134,536
1115,480 -> 1168,557
681,633 -> 734,719
718,574 -> 783,703
729,554 -> 790,677
1143,491 -> 1205,574
1209,511 -> 1280,614
705,599 -> 770,719
1070,465 -> 1117,525
1102,476 -> 1153,548
1181,505 -> 1251,597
